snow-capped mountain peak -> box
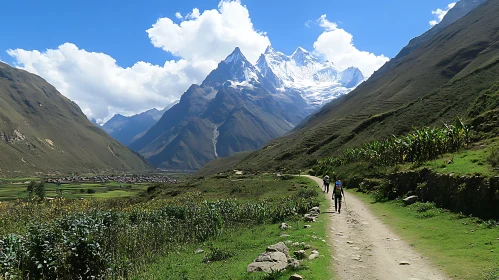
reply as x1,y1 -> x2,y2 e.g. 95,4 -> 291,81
255,46 -> 364,108
224,47 -> 245,64
202,47 -> 265,88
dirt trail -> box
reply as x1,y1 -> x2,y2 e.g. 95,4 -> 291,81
305,176 -> 449,280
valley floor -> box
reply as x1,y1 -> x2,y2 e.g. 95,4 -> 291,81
306,176 -> 448,280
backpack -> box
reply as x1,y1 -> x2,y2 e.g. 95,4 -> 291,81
334,181 -> 342,195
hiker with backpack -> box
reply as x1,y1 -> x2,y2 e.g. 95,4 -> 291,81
323,175 -> 330,193
333,180 -> 345,213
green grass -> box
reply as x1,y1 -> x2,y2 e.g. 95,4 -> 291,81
351,190 -> 499,280
150,174 -> 318,201
135,190 -> 333,280
416,138 -> 499,177
0,181 -> 150,201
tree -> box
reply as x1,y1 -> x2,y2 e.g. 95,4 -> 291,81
26,181 -> 36,198
34,181 -> 45,199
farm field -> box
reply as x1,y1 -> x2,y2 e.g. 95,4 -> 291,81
0,181 -> 151,201
0,174 -> 329,279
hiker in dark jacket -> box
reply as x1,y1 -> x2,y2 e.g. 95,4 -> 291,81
333,180 -> 345,213
323,175 -> 330,193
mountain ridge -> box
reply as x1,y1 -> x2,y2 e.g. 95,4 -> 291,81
0,62 -> 150,176
102,102 -> 176,146
129,48 -> 311,170
235,0 -> 499,172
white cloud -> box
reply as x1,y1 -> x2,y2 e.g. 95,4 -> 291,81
429,2 -> 456,26
7,43 -> 211,123
175,12 -> 183,20
7,0 -> 270,123
147,0 -> 270,64
312,15 -> 389,77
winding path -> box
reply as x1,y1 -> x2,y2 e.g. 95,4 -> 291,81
305,175 -> 449,280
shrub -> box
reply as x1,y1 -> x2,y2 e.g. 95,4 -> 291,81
483,267 -> 499,280
0,192 -> 319,278
202,246 -> 235,263
411,202 -> 437,213
263,269 -> 284,280
86,188 -> 96,194
280,174 -> 294,180
488,147 -> 499,167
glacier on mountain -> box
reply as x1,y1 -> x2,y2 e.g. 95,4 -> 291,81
256,46 -> 365,108
205,45 -> 364,111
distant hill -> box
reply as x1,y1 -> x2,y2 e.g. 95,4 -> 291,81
0,62 -> 150,176
102,102 -> 176,146
195,151 -> 252,177
237,0 -> 497,171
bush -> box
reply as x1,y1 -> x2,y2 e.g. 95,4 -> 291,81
0,192 -> 319,278
263,269 -> 284,280
86,188 -> 96,194
202,246 -> 235,263
280,174 -> 294,180
411,202 -> 436,213
488,147 -> 499,167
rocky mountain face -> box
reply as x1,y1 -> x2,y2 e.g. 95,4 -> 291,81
256,46 -> 364,108
236,0 -> 499,171
129,47 -> 311,170
0,62 -> 150,176
102,102 -> 176,146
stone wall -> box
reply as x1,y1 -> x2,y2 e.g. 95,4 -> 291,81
359,169 -> 499,220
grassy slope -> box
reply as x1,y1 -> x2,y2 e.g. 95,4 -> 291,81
136,178 -> 333,280
0,62 -> 150,176
195,151 -> 253,177
351,191 -> 499,279
416,137 -> 499,177
237,0 -> 499,171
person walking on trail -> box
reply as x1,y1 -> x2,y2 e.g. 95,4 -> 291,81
333,180 -> 345,213
323,175 -> 331,193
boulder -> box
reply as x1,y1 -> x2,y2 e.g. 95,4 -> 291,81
303,244 -> 311,250
403,195 -> 418,205
247,252 -> 288,272
399,260 -> 411,265
267,242 -> 290,258
304,215 -> 316,222
293,250 -> 306,260
309,253 -> 319,260
194,248 -> 204,254
289,274 -> 303,280
310,206 -> 321,215
288,258 -> 300,269
280,222 -> 291,230
304,225 -> 311,229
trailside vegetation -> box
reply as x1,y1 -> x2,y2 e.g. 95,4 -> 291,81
316,120 -> 472,174
0,184 -> 319,279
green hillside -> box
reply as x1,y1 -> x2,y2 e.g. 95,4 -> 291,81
237,0 -> 499,171
0,62 -> 150,176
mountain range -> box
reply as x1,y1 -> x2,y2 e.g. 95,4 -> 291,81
102,102 -> 176,146
0,62 -> 150,176
235,0 -> 498,172
128,46 -> 365,170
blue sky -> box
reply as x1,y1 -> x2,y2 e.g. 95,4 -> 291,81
0,0 -> 456,121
